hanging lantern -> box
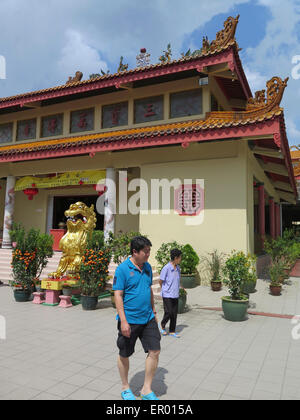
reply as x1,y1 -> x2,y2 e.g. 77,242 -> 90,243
23,188 -> 38,200
93,184 -> 107,196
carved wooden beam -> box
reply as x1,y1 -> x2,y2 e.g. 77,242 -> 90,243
252,146 -> 283,159
258,160 -> 289,176
273,181 -> 293,192
276,190 -> 297,204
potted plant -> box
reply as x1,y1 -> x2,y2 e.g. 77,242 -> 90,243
80,232 -> 112,311
269,262 -> 284,295
34,278 -> 42,292
240,254 -> 257,294
221,251 -> 250,322
178,287 -> 187,314
62,284 -> 73,296
180,244 -> 200,289
200,250 -> 225,292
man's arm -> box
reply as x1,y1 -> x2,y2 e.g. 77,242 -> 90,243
114,290 -> 131,338
150,288 -> 158,323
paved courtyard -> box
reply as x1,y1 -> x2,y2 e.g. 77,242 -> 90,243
0,280 -> 300,401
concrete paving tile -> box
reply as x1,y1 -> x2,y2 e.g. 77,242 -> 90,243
85,378 -> 117,393
67,388 -> 100,400
64,373 -> 94,387
220,394 -> 245,400
254,380 -> 282,395
5,386 -> 41,400
31,392 -> 64,400
251,390 -> 280,400
46,382 -> 80,398
191,389 -> 221,400
224,384 -> 255,399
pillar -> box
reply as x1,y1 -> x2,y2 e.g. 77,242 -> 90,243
258,183 -> 265,250
104,168 -> 116,241
275,203 -> 281,238
269,197 -> 275,239
2,176 -> 16,249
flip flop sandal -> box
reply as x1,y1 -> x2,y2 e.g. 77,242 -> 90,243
141,391 -> 159,400
169,333 -> 180,338
121,389 -> 136,400
160,328 -> 167,336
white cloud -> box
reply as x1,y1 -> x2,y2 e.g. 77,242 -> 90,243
57,29 -> 108,81
243,67 -> 266,93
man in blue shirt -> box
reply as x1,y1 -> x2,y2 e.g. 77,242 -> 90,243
113,236 -> 161,401
159,249 -> 182,338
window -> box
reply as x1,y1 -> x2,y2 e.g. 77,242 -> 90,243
170,89 -> 202,118
17,119 -> 37,141
41,114 -> 63,137
0,123 -> 13,143
134,96 -> 164,124
70,108 -> 94,133
102,102 -> 128,128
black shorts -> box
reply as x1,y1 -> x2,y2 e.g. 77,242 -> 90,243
117,318 -> 161,358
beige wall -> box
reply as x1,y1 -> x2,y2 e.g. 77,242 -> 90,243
139,141 -> 249,268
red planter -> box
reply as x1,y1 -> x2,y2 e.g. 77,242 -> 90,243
270,285 -> 282,296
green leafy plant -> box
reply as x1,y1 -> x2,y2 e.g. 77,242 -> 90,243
269,261 -> 285,286
80,246 -> 112,297
155,241 -> 182,272
179,287 -> 187,297
223,251 -> 253,300
200,250 -> 226,282
108,231 -> 143,264
86,230 -> 105,251
180,244 -> 200,275
9,225 -> 53,290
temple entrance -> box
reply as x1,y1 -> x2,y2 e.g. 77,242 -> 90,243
52,195 -> 104,230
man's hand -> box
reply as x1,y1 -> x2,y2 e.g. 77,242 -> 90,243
121,321 -> 131,338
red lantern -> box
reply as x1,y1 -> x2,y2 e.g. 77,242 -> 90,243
93,184 -> 107,196
23,188 -> 38,200
79,180 -> 84,185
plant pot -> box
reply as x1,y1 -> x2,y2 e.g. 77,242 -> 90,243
241,279 -> 257,294
81,295 -> 98,311
211,281 -> 222,292
63,288 -> 73,297
180,274 -> 197,289
221,296 -> 249,322
13,289 -> 31,302
178,295 -> 187,314
270,284 -> 282,296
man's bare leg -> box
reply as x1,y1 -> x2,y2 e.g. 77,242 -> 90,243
140,350 -> 160,395
118,356 -> 130,390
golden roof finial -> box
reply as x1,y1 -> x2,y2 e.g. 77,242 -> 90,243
202,15 -> 240,54
247,76 -> 289,112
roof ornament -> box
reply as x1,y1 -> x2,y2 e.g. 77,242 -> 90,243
246,76 -> 289,112
201,15 -> 240,54
66,71 -> 83,85
159,43 -> 172,63
118,57 -> 129,73
136,48 -> 151,68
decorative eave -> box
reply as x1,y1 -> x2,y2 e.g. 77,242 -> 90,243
0,15 -> 251,111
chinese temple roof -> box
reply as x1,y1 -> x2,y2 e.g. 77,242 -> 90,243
0,76 -> 297,203
0,15 -> 251,111
291,146 -> 300,179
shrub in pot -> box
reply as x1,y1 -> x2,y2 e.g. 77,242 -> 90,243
155,241 -> 182,272
180,244 -> 200,289
178,287 -> 187,314
108,230 -> 143,264
222,251 -> 250,322
80,236 -> 112,311
240,254 -> 257,294
200,250 -> 225,292
269,262 -> 284,295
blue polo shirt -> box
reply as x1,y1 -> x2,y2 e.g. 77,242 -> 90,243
112,258 -> 154,325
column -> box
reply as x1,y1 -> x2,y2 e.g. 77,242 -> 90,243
269,197 -> 275,239
104,168 -> 116,242
275,203 -> 281,238
258,183 -> 265,250
2,176 -> 16,249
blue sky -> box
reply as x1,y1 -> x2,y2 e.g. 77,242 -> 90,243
0,0 -> 299,146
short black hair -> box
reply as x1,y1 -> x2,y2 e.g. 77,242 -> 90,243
130,236 -> 152,254
170,248 -> 182,261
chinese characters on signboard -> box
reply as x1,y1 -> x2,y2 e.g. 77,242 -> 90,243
102,102 -> 128,129
134,96 -> 164,124
70,108 -> 94,133
0,123 -> 13,143
41,114 -> 63,137
17,119 -> 37,141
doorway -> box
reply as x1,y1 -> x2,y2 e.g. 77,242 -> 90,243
52,195 -> 104,230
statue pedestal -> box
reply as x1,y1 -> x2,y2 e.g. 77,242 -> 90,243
43,290 -> 60,306
59,295 -> 73,308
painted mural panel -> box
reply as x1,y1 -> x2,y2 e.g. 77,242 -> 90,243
170,89 -> 203,118
0,123 -> 13,143
70,108 -> 94,133
41,114 -> 63,137
102,102 -> 128,129
17,119 -> 37,141
134,96 -> 163,124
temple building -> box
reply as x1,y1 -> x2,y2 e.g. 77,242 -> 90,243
0,15 -> 297,263
283,147 -> 300,231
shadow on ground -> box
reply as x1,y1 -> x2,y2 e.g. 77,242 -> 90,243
130,367 -> 169,397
